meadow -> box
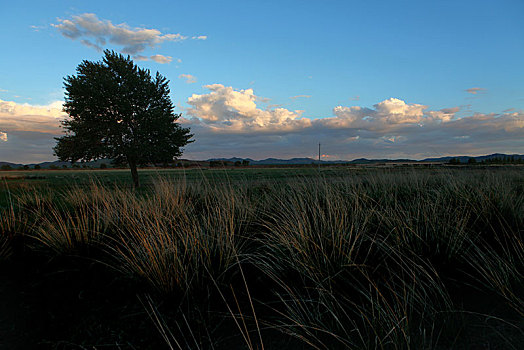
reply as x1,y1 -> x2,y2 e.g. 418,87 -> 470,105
1,166 -> 523,349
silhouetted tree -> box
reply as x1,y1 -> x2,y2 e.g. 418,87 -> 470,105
54,50 -> 193,187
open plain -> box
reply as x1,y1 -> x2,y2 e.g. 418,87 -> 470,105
1,166 -> 523,349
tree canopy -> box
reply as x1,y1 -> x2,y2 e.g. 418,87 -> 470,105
54,50 -> 193,187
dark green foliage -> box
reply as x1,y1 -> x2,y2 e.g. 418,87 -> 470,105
54,50 -> 193,187
33,165 -> 41,170
0,164 -> 12,170
482,156 -> 524,164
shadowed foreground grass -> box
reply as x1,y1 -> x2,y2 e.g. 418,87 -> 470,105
1,168 -> 523,349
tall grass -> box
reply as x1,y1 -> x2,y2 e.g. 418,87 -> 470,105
0,168 -> 523,348
108,178 -> 254,293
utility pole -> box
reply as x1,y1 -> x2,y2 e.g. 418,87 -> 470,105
318,143 -> 321,170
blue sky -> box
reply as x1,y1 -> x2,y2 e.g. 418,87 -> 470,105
1,0 -> 523,162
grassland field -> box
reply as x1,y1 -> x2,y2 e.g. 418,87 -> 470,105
1,165 -> 523,349
0,164 -> 514,203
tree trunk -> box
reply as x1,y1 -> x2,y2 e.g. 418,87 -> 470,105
128,158 -> 140,188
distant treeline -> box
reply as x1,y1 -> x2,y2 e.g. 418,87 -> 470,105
448,156 -> 524,165
0,160 -> 252,171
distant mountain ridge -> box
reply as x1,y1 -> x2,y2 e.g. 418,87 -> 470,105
208,153 -> 524,165
1,153 -> 523,168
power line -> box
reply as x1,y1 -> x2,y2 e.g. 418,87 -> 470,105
318,143 -> 321,170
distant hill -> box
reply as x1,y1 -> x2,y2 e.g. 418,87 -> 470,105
0,159 -> 113,169
1,153 -> 523,169
209,157 -> 327,165
0,161 -> 23,168
209,153 -> 524,165
424,153 -> 524,163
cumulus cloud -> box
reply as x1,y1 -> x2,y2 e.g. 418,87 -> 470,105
186,84 -> 310,133
0,99 -> 64,134
317,98 -> 453,130
179,74 -> 197,84
0,99 -> 65,162
182,85 -> 524,160
52,13 -> 192,55
2,86 -> 523,163
465,87 -> 486,95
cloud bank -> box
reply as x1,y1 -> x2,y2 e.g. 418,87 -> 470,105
182,85 -> 524,160
52,13 -> 205,63
1,85 -> 523,163
0,99 -> 65,163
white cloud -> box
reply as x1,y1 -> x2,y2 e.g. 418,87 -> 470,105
0,100 -> 66,162
132,54 -> 173,64
179,74 -> 197,84
192,35 -> 207,40
186,84 -> 310,133
1,86 -> 523,163
0,99 -> 64,134
182,84 -> 524,160
30,25 -> 46,32
290,95 -> 311,100
150,54 -> 172,64
52,13 -> 189,54
320,98 -> 453,130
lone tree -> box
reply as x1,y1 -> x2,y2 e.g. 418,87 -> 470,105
54,50 -> 193,187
